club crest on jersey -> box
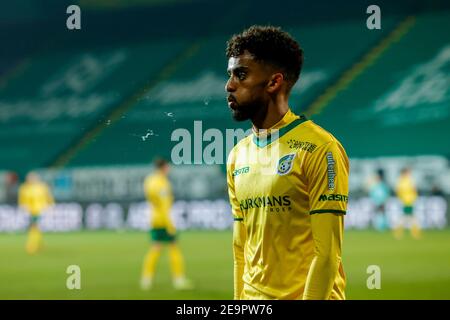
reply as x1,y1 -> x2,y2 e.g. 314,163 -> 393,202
276,153 -> 296,175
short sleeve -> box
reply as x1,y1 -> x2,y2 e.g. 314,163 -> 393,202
305,140 -> 349,215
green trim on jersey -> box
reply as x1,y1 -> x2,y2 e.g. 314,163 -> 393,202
253,115 -> 307,148
310,209 -> 346,215
234,217 -> 244,221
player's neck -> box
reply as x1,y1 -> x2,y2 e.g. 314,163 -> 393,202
251,98 -> 289,131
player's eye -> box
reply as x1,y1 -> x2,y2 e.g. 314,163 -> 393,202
237,71 -> 246,80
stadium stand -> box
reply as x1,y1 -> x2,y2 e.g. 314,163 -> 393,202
0,39 -> 191,174
0,0 -> 449,191
312,11 -> 450,157
65,17 -> 402,166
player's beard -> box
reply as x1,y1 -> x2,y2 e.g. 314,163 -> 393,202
229,96 -> 268,122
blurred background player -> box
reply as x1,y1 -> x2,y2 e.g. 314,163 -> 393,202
394,167 -> 421,239
140,158 -> 194,291
18,172 -> 54,254
368,169 -> 391,231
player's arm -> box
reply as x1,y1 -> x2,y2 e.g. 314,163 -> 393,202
144,176 -> 176,234
303,140 -> 349,300
164,202 -> 177,236
233,217 -> 246,300
18,185 -> 28,211
303,213 -> 344,299
143,176 -> 154,203
18,185 -> 25,206
227,152 -> 246,300
46,184 -> 55,207
143,176 -> 162,214
160,184 -> 176,235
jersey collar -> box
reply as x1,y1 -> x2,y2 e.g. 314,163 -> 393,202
252,109 -> 307,148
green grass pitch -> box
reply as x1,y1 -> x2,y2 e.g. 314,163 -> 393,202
1,230 -> 450,299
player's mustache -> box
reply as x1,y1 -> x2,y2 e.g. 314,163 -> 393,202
227,95 -> 237,103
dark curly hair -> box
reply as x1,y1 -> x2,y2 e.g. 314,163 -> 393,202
226,25 -> 303,90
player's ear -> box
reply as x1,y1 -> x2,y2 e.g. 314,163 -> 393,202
266,73 -> 284,93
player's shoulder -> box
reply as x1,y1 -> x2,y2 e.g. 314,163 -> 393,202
144,173 -> 158,186
290,119 -> 345,151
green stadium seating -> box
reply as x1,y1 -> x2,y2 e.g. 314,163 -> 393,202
67,18 -> 400,167
0,39 -> 191,174
313,12 -> 450,157
2,10 -> 449,173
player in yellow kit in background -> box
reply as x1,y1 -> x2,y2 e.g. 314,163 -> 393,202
140,158 -> 194,291
18,172 -> 54,254
225,26 -> 349,300
394,167 -> 421,239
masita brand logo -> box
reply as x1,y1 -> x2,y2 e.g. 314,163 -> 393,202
319,194 -> 348,203
239,195 -> 292,212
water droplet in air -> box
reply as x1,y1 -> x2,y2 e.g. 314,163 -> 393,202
141,129 -> 156,141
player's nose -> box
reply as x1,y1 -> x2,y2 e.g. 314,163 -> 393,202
225,78 -> 236,92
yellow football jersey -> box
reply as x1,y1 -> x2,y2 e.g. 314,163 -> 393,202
144,172 -> 175,231
396,174 -> 417,206
227,109 -> 349,300
18,181 -> 54,216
